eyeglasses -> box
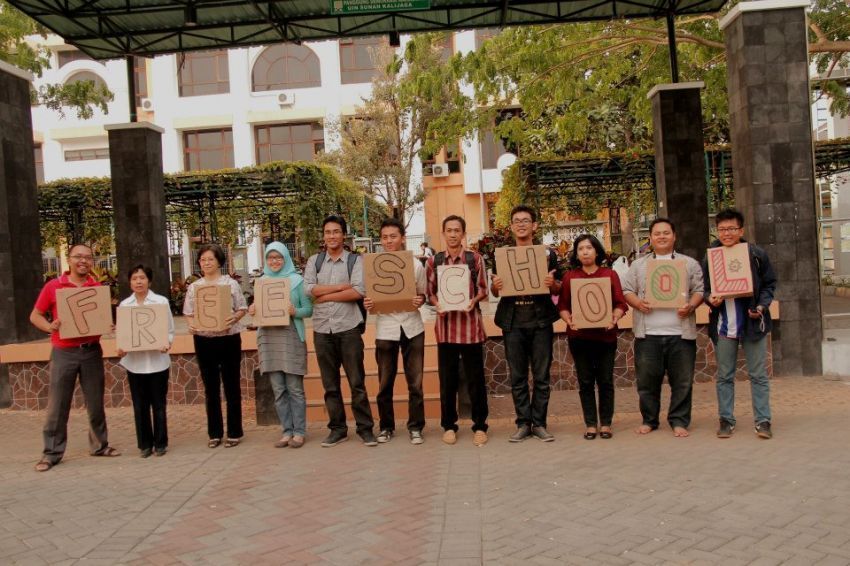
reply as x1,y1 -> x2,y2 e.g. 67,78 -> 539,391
717,227 -> 741,233
69,255 -> 94,261
511,218 -> 533,226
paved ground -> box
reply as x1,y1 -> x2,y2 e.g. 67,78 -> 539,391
3,375 -> 850,565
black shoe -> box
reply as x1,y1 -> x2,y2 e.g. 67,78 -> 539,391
532,426 -> 555,442
755,421 -> 772,439
359,431 -> 378,447
155,447 -> 167,457
717,420 -> 735,439
140,448 -> 153,458
321,430 -> 349,447
509,425 -> 532,443
377,429 -> 394,443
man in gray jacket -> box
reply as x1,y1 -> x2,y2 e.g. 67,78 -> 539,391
622,218 -> 704,438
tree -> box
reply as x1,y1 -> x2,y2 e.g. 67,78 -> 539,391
321,33 -> 471,227
1,1 -> 112,119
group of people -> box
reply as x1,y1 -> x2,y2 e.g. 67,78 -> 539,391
29,205 -> 777,471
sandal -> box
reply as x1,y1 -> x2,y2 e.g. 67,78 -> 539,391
208,438 -> 222,448
600,429 -> 613,439
96,446 -> 121,457
274,436 -> 292,448
34,460 -> 53,472
583,430 -> 598,440
224,438 -> 241,448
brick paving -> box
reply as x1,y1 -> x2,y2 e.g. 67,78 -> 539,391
2,375 -> 850,565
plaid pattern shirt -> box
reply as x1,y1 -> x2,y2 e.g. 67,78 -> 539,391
426,250 -> 488,344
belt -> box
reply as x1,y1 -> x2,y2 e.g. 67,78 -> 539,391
75,342 -> 100,349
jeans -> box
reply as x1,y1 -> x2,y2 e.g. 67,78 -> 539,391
715,335 -> 771,426
375,331 -> 426,432
314,328 -> 374,435
437,342 -> 488,432
268,371 -> 307,437
569,338 -> 616,427
127,368 -> 169,451
42,344 -> 109,464
635,335 -> 696,429
503,325 -> 553,428
194,333 -> 244,440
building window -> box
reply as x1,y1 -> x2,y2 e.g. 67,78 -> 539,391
178,50 -> 230,96
34,144 -> 44,184
340,36 -> 386,84
252,44 -> 321,91
255,123 -> 324,164
64,148 -> 110,161
57,49 -> 92,68
134,56 -> 148,107
481,109 -> 520,169
183,129 -> 234,171
446,143 -> 461,173
65,71 -> 107,91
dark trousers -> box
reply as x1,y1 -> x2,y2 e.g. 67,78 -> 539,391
437,342 -> 488,432
194,334 -> 243,440
42,344 -> 109,464
635,335 -> 696,429
314,328 -> 374,435
504,325 -> 553,428
127,368 -> 169,451
568,338 -> 616,427
375,331 -> 426,432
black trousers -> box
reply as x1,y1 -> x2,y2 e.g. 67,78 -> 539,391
194,333 -> 243,440
314,328 -> 374,435
503,325 -> 553,428
127,368 -> 169,451
568,338 -> 616,427
437,342 -> 488,432
635,336 -> 696,429
375,331 -> 426,432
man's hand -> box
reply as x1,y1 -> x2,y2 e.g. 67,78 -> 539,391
465,299 -> 477,313
544,270 -> 557,289
707,294 -> 723,308
160,344 -> 171,353
49,319 -> 61,332
412,295 -> 425,308
677,303 -> 695,319
363,297 -> 375,312
748,305 -> 764,319
491,274 -> 503,292
248,304 -> 256,316
635,300 -> 652,314
116,348 -> 126,357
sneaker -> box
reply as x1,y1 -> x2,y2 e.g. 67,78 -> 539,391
377,429 -> 394,443
442,429 -> 457,445
320,430 -> 348,447
717,420 -> 735,439
360,431 -> 379,447
509,425 -> 532,443
755,421 -> 772,439
531,426 -> 555,442
409,430 -> 424,445
473,430 -> 488,446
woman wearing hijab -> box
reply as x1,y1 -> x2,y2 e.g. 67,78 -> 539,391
249,242 -> 313,448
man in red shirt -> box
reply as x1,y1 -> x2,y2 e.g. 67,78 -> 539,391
30,244 -> 120,472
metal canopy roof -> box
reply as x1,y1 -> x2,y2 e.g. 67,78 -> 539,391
9,0 -> 728,60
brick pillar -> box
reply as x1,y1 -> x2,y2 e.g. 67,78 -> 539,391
104,123 -> 170,300
0,61 -> 44,407
648,82 -> 710,261
720,0 -> 822,376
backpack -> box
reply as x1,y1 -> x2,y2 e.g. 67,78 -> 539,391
433,251 -> 478,302
315,251 -> 367,333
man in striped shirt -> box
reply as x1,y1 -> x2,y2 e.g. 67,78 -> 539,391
426,215 -> 490,446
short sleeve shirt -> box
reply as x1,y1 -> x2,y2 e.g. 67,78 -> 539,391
33,273 -> 103,348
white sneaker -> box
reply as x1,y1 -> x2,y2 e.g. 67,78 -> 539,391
409,430 -> 424,445
377,429 -> 393,443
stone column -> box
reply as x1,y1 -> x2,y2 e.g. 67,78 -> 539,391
648,82 -> 710,261
720,0 -> 822,376
105,123 -> 170,300
0,61 -> 44,407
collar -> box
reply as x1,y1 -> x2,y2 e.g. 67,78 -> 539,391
59,272 -> 97,287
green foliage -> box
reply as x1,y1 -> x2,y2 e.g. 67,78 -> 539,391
810,0 -> 850,117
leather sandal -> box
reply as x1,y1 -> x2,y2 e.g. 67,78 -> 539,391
600,429 -> 613,439
224,438 -> 241,448
96,446 -> 121,457
583,429 -> 598,440
208,438 -> 222,448
35,460 -> 53,472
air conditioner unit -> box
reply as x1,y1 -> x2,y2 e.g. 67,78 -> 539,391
277,91 -> 295,106
432,163 -> 450,177
140,97 -> 154,111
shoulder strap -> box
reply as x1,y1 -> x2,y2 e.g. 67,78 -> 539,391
346,252 -> 358,277
315,252 -> 326,273
464,251 -> 478,283
434,251 -> 445,267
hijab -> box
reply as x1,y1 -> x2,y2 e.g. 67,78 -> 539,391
263,241 -> 303,290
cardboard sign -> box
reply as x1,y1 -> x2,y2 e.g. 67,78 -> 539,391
707,243 -> 754,299
645,259 -> 689,308
116,304 -> 170,352
56,286 -> 113,339
571,278 -> 613,329
495,245 -> 549,296
437,264 -> 470,312
365,251 -> 417,315
253,278 -> 291,326
193,284 -> 231,332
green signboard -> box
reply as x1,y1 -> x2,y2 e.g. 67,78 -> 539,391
330,0 -> 431,15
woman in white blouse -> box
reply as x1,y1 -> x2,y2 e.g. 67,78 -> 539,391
183,243 -> 248,448
117,265 -> 175,458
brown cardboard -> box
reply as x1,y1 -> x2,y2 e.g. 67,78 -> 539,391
116,304 -> 170,351
645,259 -> 689,308
365,251 -> 418,314
495,245 -> 549,296
437,264 -> 470,312
707,243 -> 754,299
253,278 -> 291,326
571,278 -> 613,329
193,284 -> 231,332
56,286 -> 113,339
